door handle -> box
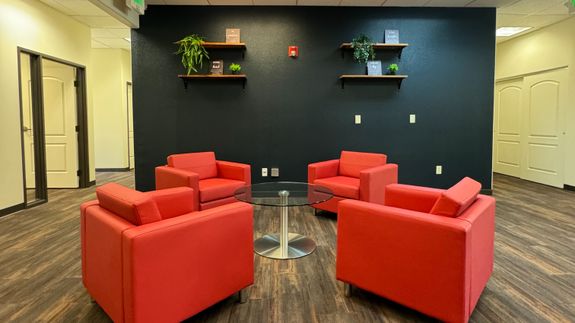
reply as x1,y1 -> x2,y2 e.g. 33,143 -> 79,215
22,126 -> 31,132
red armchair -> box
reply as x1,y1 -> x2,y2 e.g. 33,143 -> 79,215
336,177 -> 495,323
155,152 -> 251,210
308,151 -> 398,213
81,183 -> 254,323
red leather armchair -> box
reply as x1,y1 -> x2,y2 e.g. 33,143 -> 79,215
81,183 -> 254,323
155,151 -> 251,210
308,151 -> 398,213
336,177 -> 495,323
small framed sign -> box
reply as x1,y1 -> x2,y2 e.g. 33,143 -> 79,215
226,29 -> 241,43
385,30 -> 400,44
211,60 -> 224,75
367,61 -> 382,76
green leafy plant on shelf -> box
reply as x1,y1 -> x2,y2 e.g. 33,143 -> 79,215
175,34 -> 210,74
388,63 -> 399,75
229,63 -> 242,74
351,34 -> 375,65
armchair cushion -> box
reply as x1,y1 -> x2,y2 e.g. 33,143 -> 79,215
199,178 -> 246,203
339,151 -> 387,178
168,152 -> 217,180
96,183 -> 162,225
430,177 -> 482,218
314,176 -> 360,199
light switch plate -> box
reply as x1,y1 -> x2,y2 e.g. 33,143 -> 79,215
355,115 -> 361,124
261,168 -> 268,177
436,165 -> 442,175
271,168 -> 279,177
409,114 -> 416,124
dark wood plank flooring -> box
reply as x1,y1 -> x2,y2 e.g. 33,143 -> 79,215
0,172 -> 573,322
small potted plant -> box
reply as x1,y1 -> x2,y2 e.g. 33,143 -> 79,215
387,63 -> 399,75
229,63 -> 241,75
174,34 -> 210,74
351,34 -> 376,74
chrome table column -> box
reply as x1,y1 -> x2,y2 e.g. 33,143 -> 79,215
253,190 -> 317,260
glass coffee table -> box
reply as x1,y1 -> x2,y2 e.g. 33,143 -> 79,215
234,182 -> 333,260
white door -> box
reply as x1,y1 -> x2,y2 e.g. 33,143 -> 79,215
521,69 -> 567,188
494,79 -> 523,177
42,59 -> 79,188
20,53 -> 36,188
127,83 -> 135,169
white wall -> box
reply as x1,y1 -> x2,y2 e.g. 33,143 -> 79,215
0,0 -> 95,210
496,16 -> 575,186
91,48 -> 132,169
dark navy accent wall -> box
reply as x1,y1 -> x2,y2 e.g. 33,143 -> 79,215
132,6 -> 495,191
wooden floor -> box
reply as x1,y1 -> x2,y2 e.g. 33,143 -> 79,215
0,172 -> 573,322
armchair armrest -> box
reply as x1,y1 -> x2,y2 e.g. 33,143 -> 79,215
384,183 -> 443,213
216,160 -> 251,185
155,166 -> 199,190
336,199 -> 471,322
359,163 -> 398,205
155,166 -> 200,211
121,202 -> 254,323
145,187 -> 197,218
308,159 -> 340,183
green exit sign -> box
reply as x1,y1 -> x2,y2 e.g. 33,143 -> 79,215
126,0 -> 145,15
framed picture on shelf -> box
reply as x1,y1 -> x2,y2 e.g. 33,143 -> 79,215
367,61 -> 382,76
385,30 -> 400,44
211,60 -> 224,75
226,29 -> 240,43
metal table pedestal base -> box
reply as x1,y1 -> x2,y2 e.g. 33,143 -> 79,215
254,233 -> 316,259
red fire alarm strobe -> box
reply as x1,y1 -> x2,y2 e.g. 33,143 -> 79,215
288,46 -> 298,58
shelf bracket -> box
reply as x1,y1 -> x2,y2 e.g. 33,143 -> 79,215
182,78 -> 188,90
397,48 -> 403,60
397,79 -> 403,90
341,78 -> 345,89
243,78 -> 246,89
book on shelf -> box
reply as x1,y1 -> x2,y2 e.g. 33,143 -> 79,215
226,29 -> 240,43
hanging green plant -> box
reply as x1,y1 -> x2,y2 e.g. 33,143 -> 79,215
351,34 -> 375,65
175,34 -> 210,74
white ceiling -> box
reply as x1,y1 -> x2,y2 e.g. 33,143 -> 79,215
40,0 -> 575,46
39,0 -> 131,49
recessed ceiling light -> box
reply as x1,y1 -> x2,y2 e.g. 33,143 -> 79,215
124,37 -> 131,42
496,27 -> 532,37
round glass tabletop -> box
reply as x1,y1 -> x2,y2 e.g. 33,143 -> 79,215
234,181 -> 333,207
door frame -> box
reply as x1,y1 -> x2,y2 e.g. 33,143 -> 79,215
126,81 -> 133,169
17,47 -> 92,207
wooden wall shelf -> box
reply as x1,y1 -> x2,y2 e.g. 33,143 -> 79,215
338,75 -> 408,89
178,74 -> 247,89
339,43 -> 408,59
202,42 -> 246,57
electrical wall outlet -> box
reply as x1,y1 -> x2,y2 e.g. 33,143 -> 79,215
261,168 -> 268,177
435,165 -> 443,175
355,115 -> 361,124
409,114 -> 416,124
271,168 -> 279,177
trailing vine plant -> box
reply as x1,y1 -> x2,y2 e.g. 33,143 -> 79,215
351,34 -> 375,64
175,34 -> 210,74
